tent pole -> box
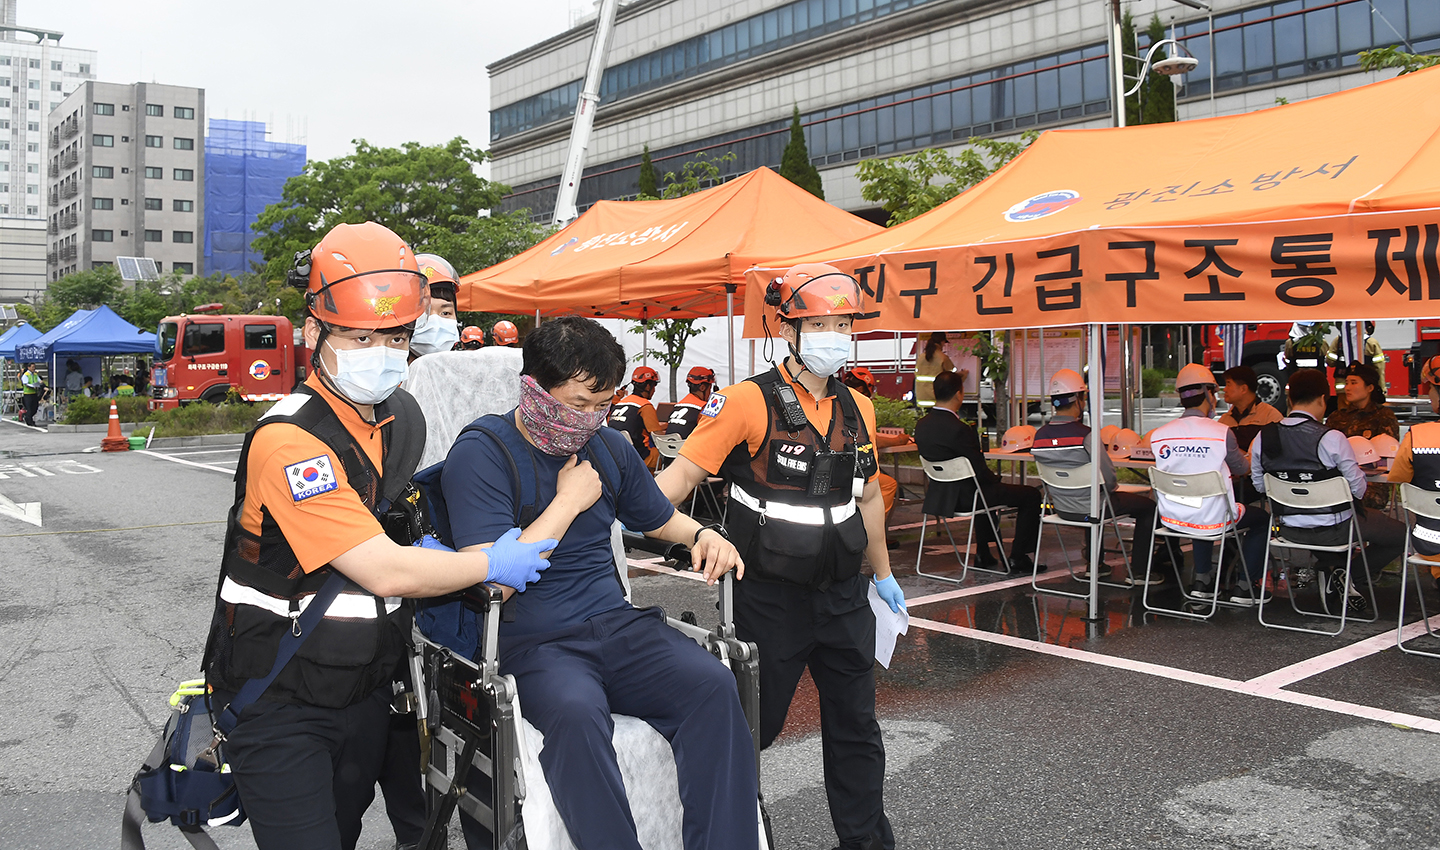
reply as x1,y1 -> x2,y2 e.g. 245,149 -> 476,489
1087,323 -> 1104,621
749,339 -> 755,376
1120,322 -> 1134,431
725,285 -> 737,386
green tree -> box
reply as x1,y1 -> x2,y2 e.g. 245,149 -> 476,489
855,133 -> 1037,225
1359,46 -> 1440,75
1122,8 -> 1142,127
417,211 -> 554,336
779,106 -> 825,199
251,137 -> 508,280
16,265 -> 123,330
659,150 -> 737,199
1139,15 -> 1177,125
637,144 -> 659,200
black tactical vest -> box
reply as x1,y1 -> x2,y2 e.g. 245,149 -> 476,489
1260,416 -> 1342,518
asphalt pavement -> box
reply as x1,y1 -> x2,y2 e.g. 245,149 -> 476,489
3,417 -> 1440,850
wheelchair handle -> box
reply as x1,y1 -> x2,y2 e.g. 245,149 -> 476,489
621,530 -> 692,565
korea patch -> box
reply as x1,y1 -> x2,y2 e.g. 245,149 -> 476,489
701,393 -> 727,418
284,455 -> 339,502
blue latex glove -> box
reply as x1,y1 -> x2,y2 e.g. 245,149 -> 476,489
413,534 -> 455,553
483,527 -> 559,591
874,574 -> 906,613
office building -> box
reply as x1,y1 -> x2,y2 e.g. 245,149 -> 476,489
204,118 -> 306,276
46,81 -> 206,281
488,0 -> 1437,222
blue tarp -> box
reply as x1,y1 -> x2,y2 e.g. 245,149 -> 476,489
0,323 -> 41,359
15,306 -> 157,363
205,119 -> 307,276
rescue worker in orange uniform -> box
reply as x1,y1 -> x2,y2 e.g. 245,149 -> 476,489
492,320 -> 519,347
608,365 -> 663,468
667,366 -> 717,438
456,326 -> 486,351
656,263 -> 901,850
201,222 -> 554,850
1389,355 -> 1440,593
843,366 -> 914,545
408,254 -> 461,358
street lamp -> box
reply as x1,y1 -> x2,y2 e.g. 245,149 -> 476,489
1107,0 -> 1210,129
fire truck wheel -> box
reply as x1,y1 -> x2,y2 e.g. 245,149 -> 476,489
1252,363 -> 1286,413
199,387 -> 230,406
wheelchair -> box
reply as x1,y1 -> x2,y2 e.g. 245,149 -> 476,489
413,529 -> 769,850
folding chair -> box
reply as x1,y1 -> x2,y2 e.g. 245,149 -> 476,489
1258,473 -> 1378,636
652,432 -> 684,469
653,431 -> 725,520
1142,468 -> 1255,621
1031,462 -> 1140,599
913,455 -> 1017,582
1397,483 -> 1440,657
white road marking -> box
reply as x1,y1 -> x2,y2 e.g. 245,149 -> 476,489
906,570 -> 1069,606
23,464 -> 54,476
134,449 -> 236,475
627,557 -> 708,582
0,491 -> 41,527
157,448 -> 242,457
1245,614 -> 1440,690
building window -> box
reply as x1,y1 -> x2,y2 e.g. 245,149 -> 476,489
174,168 -> 193,181
93,197 -> 113,210
144,197 -> 162,210
27,59 -> 38,68
25,163 -> 36,173
173,137 -> 194,151
93,134 -> 114,147
93,102 -> 114,115
27,100 -> 39,110
50,81 -> 61,91
145,135 -> 162,148
27,125 -> 38,135
25,184 -> 36,194
27,79 -> 37,89
174,106 -> 194,119
79,64 -> 89,74
173,262 -> 193,274
0,57 -> 8,65
93,165 -> 114,178
173,230 -> 194,244
93,229 -> 113,242
145,166 -> 163,179
146,104 -> 163,117
144,230 -> 162,242
50,61 -> 61,71
173,199 -> 193,212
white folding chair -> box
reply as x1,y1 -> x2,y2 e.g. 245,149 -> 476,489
1031,462 -> 1138,599
651,431 -> 725,520
652,432 -> 684,468
1142,468 -> 1255,620
1397,483 -> 1440,657
1259,473 -> 1378,636
913,456 -> 1017,583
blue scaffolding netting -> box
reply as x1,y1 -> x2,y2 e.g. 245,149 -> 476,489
204,119 -> 307,276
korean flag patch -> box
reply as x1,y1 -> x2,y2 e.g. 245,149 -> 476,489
284,455 -> 339,502
701,393 -> 727,418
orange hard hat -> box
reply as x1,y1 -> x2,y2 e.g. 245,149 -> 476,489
460,326 -> 485,345
686,366 -> 716,385
415,253 -> 459,304
492,320 -> 519,345
633,366 -> 660,384
844,366 -> 877,396
299,222 -> 428,330
1422,355 -> 1440,394
764,263 -> 863,320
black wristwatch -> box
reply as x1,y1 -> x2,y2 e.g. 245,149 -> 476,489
693,523 -> 730,545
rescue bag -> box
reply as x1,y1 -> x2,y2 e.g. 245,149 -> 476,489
410,412 -> 625,658
121,571 -> 346,850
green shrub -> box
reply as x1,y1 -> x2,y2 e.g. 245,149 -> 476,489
148,401 -> 274,437
63,396 -> 104,424
872,394 -> 918,434
1141,368 -> 1165,398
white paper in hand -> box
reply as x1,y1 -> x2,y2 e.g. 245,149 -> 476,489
867,581 -> 910,669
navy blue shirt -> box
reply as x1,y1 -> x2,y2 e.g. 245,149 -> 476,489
440,414 -> 676,638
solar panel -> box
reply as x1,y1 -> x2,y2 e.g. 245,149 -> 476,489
117,256 -> 160,282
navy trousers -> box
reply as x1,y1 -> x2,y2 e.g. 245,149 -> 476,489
498,605 -> 758,850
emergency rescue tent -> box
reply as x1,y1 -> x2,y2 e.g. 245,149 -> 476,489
14,306 -> 157,363
457,166 -> 882,321
742,66 -> 1440,334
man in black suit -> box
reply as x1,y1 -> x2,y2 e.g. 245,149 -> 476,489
914,371 -> 1045,572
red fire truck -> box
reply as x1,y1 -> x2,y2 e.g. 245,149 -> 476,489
149,306 -> 306,410
1201,321 -> 1420,408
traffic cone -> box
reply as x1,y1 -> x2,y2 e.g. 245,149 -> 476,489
100,401 -> 130,452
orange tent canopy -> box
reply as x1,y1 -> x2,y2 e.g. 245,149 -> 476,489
743,67 -> 1440,336
459,166 -> 882,320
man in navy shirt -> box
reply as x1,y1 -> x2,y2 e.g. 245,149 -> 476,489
440,316 -> 758,850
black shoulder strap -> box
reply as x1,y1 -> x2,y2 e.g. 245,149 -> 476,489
457,414 -> 536,528
376,387 -> 425,506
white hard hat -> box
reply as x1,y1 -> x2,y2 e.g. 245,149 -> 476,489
996,425 -> 1036,453
1371,433 -> 1400,459
1048,368 -> 1086,397
1100,424 -> 1120,446
1108,428 -> 1141,458
1130,428 -> 1157,460
1176,363 -> 1218,398
1347,435 -> 1380,468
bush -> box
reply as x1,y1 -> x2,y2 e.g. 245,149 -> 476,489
65,395 -> 152,424
872,394 -> 918,434
148,401 -> 274,437
1141,368 -> 1165,398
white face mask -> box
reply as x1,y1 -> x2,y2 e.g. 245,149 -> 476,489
324,341 -> 409,405
797,330 -> 851,378
410,313 -> 460,356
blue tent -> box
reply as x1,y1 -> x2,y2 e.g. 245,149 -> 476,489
15,306 -> 157,363
0,323 -> 41,359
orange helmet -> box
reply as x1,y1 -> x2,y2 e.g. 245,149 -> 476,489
633,366 -> 660,385
686,366 -> 715,388
492,320 -> 519,345
296,222 -> 428,330
1422,355 -> 1440,394
764,263 -> 863,320
843,366 -> 877,396
415,253 -> 459,304
460,326 -> 485,349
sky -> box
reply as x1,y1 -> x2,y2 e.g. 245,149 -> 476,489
34,0 -> 590,163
